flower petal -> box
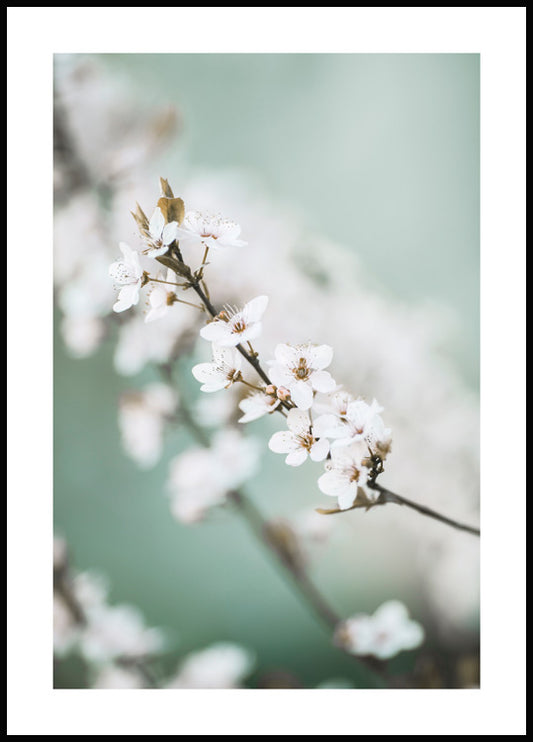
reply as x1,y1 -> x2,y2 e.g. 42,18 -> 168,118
113,283 -> 140,312
191,363 -> 226,392
312,413 -> 341,439
317,470 -> 349,497
149,207 -> 165,239
199,321 -> 233,344
337,487 -> 358,510
307,344 -> 333,370
309,437 -> 330,462
273,343 -> 299,366
162,221 -> 178,245
285,449 -> 308,467
268,431 -> 295,454
268,363 -> 293,389
286,408 -> 311,435
242,295 -> 269,324
311,370 -> 337,394
290,381 -> 313,410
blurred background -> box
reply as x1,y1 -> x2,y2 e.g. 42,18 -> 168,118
53,53 -> 479,689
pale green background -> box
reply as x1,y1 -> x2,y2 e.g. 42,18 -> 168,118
54,54 -> 479,687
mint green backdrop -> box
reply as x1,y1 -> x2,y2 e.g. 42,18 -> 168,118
54,54 -> 479,688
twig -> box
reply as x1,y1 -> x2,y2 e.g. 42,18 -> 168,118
161,362 -> 388,684
318,481 -> 480,537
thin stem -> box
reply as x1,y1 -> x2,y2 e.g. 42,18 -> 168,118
200,245 -> 210,268
370,482 -> 480,537
228,490 -> 386,680
161,362 -> 388,684
318,481 -> 480,537
174,297 -> 205,311
239,378 -> 265,393
188,280 -> 291,410
148,277 -> 187,288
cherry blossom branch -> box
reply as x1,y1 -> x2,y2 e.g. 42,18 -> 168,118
371,483 -> 480,536
192,281 -> 274,386
317,481 -> 480,537
160,362 -> 388,684
53,556 -> 160,687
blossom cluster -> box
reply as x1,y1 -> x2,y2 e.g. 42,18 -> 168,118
108,182 -> 393,514
335,600 -> 425,660
53,536 -> 254,689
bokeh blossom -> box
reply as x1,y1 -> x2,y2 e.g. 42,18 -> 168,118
335,600 -> 425,660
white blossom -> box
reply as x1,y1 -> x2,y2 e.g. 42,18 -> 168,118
141,206 -> 179,258
238,390 -> 280,423
314,397 -> 392,453
71,571 -> 109,615
167,429 -> 261,524
79,604 -> 165,663
269,408 -> 330,467
144,269 -> 179,323
175,210 -> 247,250
166,643 -> 254,689
336,600 -> 425,660
199,295 -> 268,347
113,307 -> 198,377
194,388 -> 240,428
109,242 -> 144,312
291,508 -> 334,545
317,442 -> 371,510
118,383 -> 178,469
312,389 -> 355,418
53,594 -> 80,656
61,315 -> 105,358
192,344 -> 242,392
92,664 -> 146,689
268,343 -> 336,410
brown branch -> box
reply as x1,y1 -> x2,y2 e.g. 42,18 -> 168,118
318,481 -> 480,537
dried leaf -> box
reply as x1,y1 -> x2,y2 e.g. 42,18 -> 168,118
131,202 -> 150,239
156,254 -> 190,279
157,196 -> 185,226
159,177 -> 174,198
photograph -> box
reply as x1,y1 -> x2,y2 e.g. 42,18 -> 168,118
6,7 -> 526,736
53,52 -> 480,691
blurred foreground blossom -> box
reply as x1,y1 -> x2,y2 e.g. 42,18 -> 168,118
167,429 -> 261,524
79,604 -> 166,664
118,382 -> 178,469
166,643 -> 254,689
91,663 -> 146,689
335,600 -> 425,660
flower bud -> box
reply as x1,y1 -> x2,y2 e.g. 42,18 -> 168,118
276,386 -> 291,401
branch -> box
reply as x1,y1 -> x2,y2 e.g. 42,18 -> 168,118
317,481 -> 480,537
161,362 -> 388,684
